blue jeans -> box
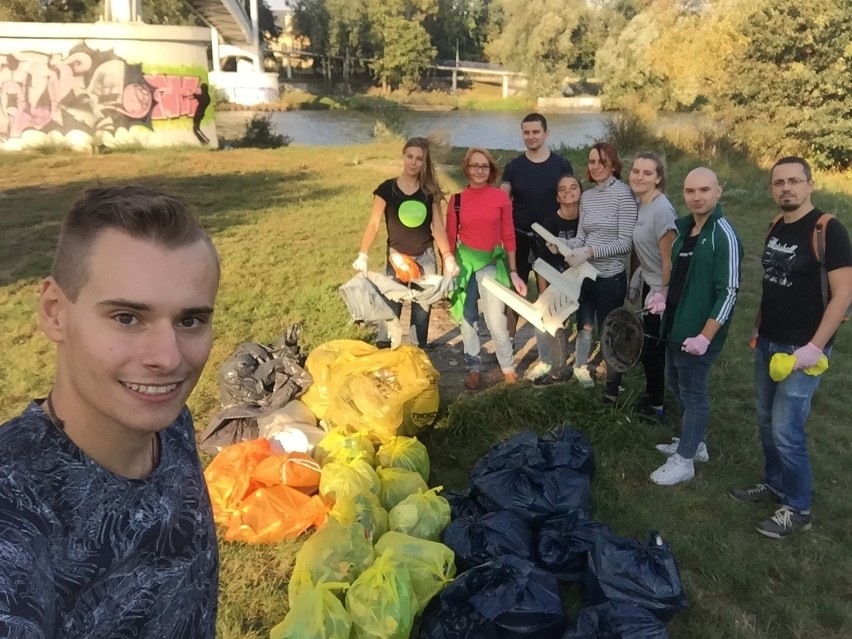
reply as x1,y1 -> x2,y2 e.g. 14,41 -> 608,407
460,264 -> 514,372
377,249 -> 437,348
754,336 -> 829,513
665,345 -> 720,459
577,271 -> 627,397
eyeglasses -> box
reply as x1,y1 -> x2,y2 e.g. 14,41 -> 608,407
468,164 -> 490,171
771,177 -> 808,188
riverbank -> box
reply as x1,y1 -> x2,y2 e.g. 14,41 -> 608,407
2,142 -> 851,638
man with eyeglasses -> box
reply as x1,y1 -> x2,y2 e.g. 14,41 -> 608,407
730,156 -> 852,538
500,113 -> 573,362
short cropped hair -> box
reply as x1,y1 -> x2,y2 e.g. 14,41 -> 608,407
51,185 -> 219,301
462,147 -> 500,185
632,151 -> 667,193
771,156 -> 812,182
586,142 -> 623,181
521,112 -> 548,131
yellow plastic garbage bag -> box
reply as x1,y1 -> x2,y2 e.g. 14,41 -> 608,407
388,488 -> 451,542
769,352 -> 829,382
302,339 -> 379,420
346,550 -> 417,639
376,436 -> 430,482
377,466 -> 429,511
329,491 -> 389,542
302,341 -> 440,442
314,428 -> 376,467
374,531 -> 456,613
289,519 -> 374,605
270,580 -> 351,639
319,457 -> 381,504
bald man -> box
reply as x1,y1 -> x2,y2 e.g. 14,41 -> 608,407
649,168 -> 743,485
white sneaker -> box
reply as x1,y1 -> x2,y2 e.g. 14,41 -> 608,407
573,365 -> 594,389
524,360 -> 552,381
650,453 -> 695,485
655,438 -> 709,463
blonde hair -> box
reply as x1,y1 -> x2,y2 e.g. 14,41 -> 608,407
461,147 -> 500,185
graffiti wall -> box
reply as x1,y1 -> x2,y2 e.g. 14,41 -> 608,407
0,33 -> 216,151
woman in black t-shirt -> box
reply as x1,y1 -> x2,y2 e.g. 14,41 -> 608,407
352,137 -> 457,348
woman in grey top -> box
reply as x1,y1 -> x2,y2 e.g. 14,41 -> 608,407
628,152 -> 677,420
566,142 -> 638,402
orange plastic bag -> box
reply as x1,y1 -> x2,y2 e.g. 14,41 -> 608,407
204,438 -> 273,526
224,484 -> 328,544
252,453 -> 322,491
204,439 -> 328,544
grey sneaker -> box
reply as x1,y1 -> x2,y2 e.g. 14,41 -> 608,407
655,438 -> 709,463
729,483 -> 782,504
573,365 -> 594,389
756,506 -> 812,538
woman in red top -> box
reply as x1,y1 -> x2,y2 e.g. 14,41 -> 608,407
447,148 -> 527,389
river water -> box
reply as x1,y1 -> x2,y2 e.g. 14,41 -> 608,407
216,109 -> 612,150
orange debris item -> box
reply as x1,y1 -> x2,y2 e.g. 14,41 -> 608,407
204,438 -> 328,544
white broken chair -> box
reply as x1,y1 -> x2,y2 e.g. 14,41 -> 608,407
481,227 -> 598,337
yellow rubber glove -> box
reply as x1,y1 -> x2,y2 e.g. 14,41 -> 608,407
769,353 -> 829,382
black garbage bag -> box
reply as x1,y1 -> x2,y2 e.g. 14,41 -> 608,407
444,488 -> 486,521
469,432 -> 545,481
217,324 -> 311,409
471,465 -> 591,526
443,511 -> 535,572
582,531 -> 687,623
418,555 -> 568,639
564,602 -> 669,639
538,511 -> 611,583
539,425 -> 596,479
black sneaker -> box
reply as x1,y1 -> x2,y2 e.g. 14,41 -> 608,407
634,402 -> 665,423
729,483 -> 782,504
756,506 -> 812,538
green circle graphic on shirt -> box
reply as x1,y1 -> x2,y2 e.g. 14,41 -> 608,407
398,200 -> 428,228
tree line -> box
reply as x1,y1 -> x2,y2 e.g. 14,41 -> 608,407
3,0 -> 849,168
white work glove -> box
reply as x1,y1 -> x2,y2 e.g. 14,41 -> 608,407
682,334 -> 710,356
793,342 -> 823,370
628,268 -> 644,305
565,247 -> 591,268
443,254 -> 460,277
645,291 -> 666,315
352,252 -> 368,273
510,271 -> 528,297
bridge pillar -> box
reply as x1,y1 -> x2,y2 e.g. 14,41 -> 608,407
211,27 -> 221,72
502,73 -> 509,99
452,69 -> 457,92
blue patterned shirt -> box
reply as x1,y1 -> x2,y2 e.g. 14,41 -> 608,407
0,403 -> 219,638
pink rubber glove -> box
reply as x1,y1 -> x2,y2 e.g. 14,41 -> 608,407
443,254 -> 460,277
565,247 -> 591,268
682,334 -> 710,356
645,291 -> 667,315
793,342 -> 822,370
510,271 -> 528,297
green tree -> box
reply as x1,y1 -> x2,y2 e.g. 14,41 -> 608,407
142,0 -> 200,25
486,0 -> 585,96
715,0 -> 852,168
424,0 -> 491,61
0,0 -> 43,21
366,0 -> 438,90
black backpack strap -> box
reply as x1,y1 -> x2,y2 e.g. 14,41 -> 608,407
453,192 -> 461,236
813,214 -> 831,310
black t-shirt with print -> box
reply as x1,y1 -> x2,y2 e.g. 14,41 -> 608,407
759,208 -> 852,345
536,209 -> 579,271
374,178 -> 434,256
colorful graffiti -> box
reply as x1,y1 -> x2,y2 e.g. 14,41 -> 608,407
0,44 -> 206,142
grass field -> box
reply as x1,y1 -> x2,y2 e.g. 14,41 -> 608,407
1,138 -> 851,638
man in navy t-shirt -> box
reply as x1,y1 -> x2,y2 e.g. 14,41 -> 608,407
501,113 -> 573,340
0,186 -> 221,637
